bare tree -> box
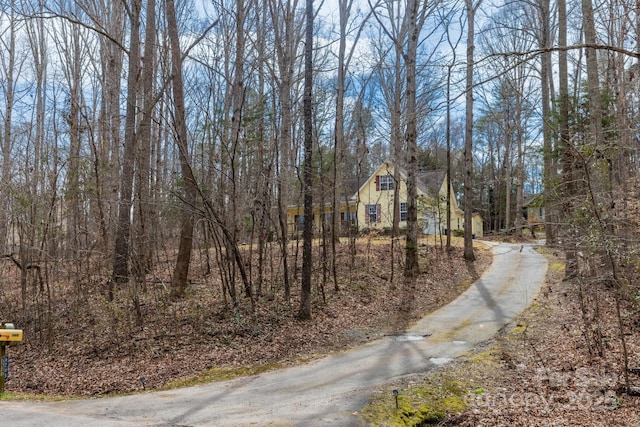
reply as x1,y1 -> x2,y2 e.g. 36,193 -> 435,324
229,0 -> 252,299
112,0 -> 142,288
538,0 -> 555,243
463,0 -> 480,261
403,0 -> 425,277
133,0 -> 158,280
582,0 -> 603,150
94,0 -> 126,254
370,0 -> 433,277
165,0 -> 198,298
444,10 -> 463,251
24,0 -> 49,272
371,0 -> 407,282
298,0 -> 314,320
249,0 -> 272,297
269,0 -> 304,301
558,0 -> 574,275
331,0 -> 371,291
0,0 -> 22,254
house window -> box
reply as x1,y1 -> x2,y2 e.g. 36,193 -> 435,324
366,204 -> 379,223
400,202 -> 407,222
342,212 -> 356,223
379,174 -> 395,191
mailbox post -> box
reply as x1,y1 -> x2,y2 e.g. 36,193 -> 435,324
0,323 -> 23,394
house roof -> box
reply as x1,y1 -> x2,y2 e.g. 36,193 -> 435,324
395,164 -> 447,196
416,170 -> 447,196
343,177 -> 367,200
349,161 -> 449,200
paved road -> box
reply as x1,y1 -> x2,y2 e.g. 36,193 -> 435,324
0,242 -> 547,426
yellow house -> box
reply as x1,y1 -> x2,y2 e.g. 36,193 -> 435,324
353,161 -> 483,238
286,161 -> 483,238
286,178 -> 361,238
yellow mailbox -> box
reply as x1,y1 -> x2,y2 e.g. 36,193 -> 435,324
0,322 -> 21,393
0,323 -> 22,343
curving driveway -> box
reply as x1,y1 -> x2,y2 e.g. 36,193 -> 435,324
0,242 -> 547,426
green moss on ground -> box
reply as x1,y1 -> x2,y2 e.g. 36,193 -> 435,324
360,376 -> 468,426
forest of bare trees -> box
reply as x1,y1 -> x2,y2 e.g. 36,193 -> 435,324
0,0 -> 639,389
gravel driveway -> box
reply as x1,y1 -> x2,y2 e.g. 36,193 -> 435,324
0,242 -> 548,426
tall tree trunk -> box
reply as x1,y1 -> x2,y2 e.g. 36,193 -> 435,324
65,21 -> 83,258
112,0 -> 142,287
502,130 -> 511,232
514,97 -> 524,236
332,0 -> 353,292
99,1 -> 125,255
231,0 -> 252,300
255,1 -> 269,296
444,23 -> 461,251
404,0 -> 421,277
558,0 -> 575,276
28,3 -> 51,341
270,0 -> 300,302
134,0 -> 158,280
391,37 -> 403,283
540,0 -> 554,244
446,68 -> 453,251
582,0 -> 603,148
166,0 -> 198,298
299,0 -> 314,320
463,0 -> 479,261
371,0 -> 406,281
27,4 -> 47,250
581,0 -> 608,224
0,0 -> 17,254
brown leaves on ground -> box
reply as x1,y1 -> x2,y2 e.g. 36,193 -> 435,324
0,238 -> 490,397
